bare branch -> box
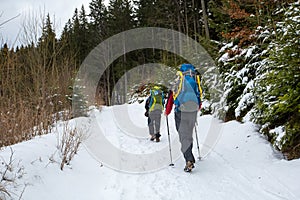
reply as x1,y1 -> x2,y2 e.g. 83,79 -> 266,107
0,183 -> 11,197
0,14 -> 21,27
58,123 -> 86,170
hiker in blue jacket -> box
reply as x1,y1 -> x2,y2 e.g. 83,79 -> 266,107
165,64 -> 202,172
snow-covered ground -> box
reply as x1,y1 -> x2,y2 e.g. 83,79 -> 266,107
1,103 -> 299,200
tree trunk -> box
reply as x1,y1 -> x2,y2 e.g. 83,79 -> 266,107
123,36 -> 127,104
201,0 -> 210,40
106,68 -> 111,106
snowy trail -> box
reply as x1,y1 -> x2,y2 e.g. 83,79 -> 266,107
1,103 -> 299,200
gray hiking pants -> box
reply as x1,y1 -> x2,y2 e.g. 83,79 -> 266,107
175,111 -> 197,163
148,109 -> 162,135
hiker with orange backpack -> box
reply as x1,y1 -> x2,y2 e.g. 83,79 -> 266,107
164,64 -> 202,172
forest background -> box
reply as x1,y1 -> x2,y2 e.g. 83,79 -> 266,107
0,0 -> 299,160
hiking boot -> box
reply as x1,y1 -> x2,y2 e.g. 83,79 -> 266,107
184,161 -> 194,172
150,134 -> 156,141
155,133 -> 161,142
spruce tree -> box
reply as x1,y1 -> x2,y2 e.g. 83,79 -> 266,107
254,1 -> 300,159
89,0 -> 108,42
38,14 -> 57,69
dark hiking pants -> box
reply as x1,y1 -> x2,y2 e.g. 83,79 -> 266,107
175,111 -> 197,163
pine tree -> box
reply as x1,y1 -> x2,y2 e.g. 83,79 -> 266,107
58,19 -> 75,61
61,6 -> 92,65
106,0 -> 135,35
89,0 -> 108,42
208,0 -> 231,40
254,1 -> 300,159
135,0 -> 157,27
217,0 -> 258,121
98,0 -> 136,105
38,14 -> 57,69
78,5 -> 91,61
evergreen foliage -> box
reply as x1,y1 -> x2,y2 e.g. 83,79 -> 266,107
218,0 -> 299,159
253,1 -> 300,159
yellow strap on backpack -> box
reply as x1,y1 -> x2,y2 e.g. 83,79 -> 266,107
173,71 -> 203,100
173,71 -> 183,100
149,88 -> 163,111
149,96 -> 157,111
196,75 -> 203,100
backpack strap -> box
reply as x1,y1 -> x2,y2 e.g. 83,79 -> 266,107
196,74 -> 203,100
173,71 -> 184,100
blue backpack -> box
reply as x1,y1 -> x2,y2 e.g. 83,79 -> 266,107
173,64 -> 202,112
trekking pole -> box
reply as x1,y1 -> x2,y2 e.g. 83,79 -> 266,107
194,120 -> 201,161
166,116 -> 174,166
